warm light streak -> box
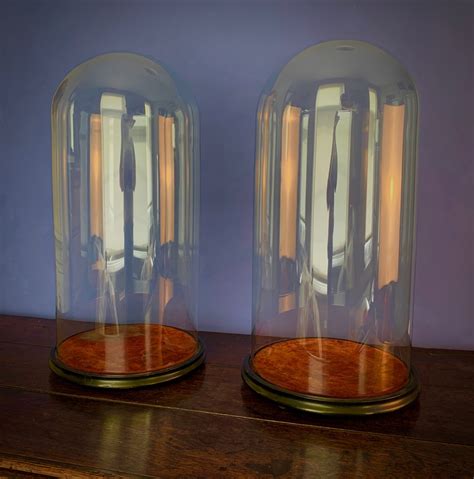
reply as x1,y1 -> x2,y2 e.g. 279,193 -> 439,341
90,114 -> 103,240
158,116 -> 175,244
279,105 -> 301,261
378,104 -> 405,288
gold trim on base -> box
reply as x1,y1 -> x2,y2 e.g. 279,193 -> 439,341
49,339 -> 205,389
242,355 -> 419,415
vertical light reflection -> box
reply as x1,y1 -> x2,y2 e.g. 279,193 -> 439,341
257,97 -> 272,257
175,110 -> 187,275
279,105 -> 300,261
100,93 -> 127,260
378,104 -> 405,288
310,84 -> 345,291
96,94 -> 126,349
89,114 -> 103,241
158,115 -> 175,325
69,102 -> 75,152
133,103 -> 153,369
132,103 -> 153,252
298,113 -> 309,231
254,95 -> 275,342
98,409 -> 152,469
90,113 -> 112,338
159,115 -> 175,245
279,105 -> 301,313
53,106 -> 71,314
364,89 -> 377,267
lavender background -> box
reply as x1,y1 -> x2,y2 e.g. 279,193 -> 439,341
0,0 -> 472,349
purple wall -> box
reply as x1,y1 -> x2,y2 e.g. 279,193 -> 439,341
0,0 -> 472,349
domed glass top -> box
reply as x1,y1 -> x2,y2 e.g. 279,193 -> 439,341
50,53 -> 202,388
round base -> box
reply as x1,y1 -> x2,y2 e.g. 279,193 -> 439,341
49,326 -> 205,389
242,345 -> 420,415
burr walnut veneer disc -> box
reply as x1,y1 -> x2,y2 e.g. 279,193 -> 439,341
58,324 -> 198,375
252,338 -> 409,399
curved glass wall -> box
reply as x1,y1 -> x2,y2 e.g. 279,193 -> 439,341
50,53 -> 203,388
243,40 -> 419,414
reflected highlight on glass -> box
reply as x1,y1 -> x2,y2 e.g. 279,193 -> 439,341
50,53 -> 203,387
243,40 -> 420,414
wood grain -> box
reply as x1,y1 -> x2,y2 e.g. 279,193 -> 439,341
1,315 -> 473,478
252,337 -> 409,398
57,324 -> 197,374
0,387 -> 473,478
0,453 -> 132,478
0,321 -> 473,447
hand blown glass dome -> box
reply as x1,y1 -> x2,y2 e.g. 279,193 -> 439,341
242,40 -> 420,414
50,53 -> 203,387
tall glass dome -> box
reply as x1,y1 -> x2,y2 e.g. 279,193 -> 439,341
242,40 -> 420,414
50,53 -> 203,388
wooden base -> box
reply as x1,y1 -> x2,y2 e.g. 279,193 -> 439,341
50,324 -> 204,388
243,338 -> 419,414
253,338 -> 409,398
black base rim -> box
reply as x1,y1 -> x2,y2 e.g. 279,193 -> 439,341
242,355 -> 420,415
49,338 -> 205,389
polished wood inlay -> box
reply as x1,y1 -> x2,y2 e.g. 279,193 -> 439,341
253,338 -> 409,398
57,324 -> 197,375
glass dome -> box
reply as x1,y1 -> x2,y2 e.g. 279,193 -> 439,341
242,40 -> 420,414
50,53 -> 203,388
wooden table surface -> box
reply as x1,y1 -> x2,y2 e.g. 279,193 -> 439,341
0,315 -> 473,478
